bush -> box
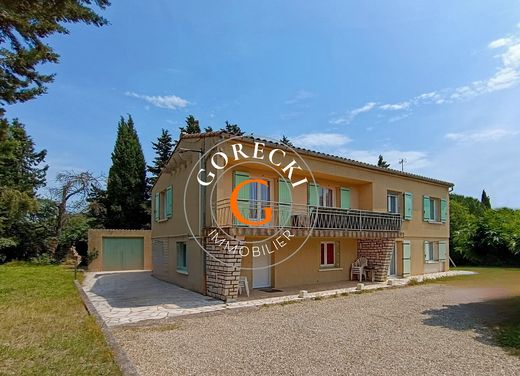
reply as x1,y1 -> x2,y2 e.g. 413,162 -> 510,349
30,253 -> 57,265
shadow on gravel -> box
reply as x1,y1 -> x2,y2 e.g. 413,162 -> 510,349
422,296 -> 520,353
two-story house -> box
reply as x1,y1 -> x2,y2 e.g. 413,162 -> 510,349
152,131 -> 452,302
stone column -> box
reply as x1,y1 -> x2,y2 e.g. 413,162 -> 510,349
357,238 -> 395,282
204,229 -> 244,302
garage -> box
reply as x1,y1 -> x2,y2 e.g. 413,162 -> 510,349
102,237 -> 144,271
87,229 -> 152,272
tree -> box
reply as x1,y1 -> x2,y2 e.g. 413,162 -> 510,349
105,115 -> 148,229
204,126 -> 213,132
179,115 -> 200,134
222,121 -> 244,135
0,0 -> 110,109
48,170 -> 100,257
280,135 -> 294,147
147,129 -> 174,186
377,155 -> 390,168
0,117 -> 47,255
481,190 -> 491,209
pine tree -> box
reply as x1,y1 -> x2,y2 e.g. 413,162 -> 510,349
105,115 -> 148,229
0,0 -> 110,108
179,115 -> 200,134
481,190 -> 491,209
222,121 -> 244,135
147,129 -> 174,186
280,135 -> 294,147
204,126 -> 213,132
0,117 -> 47,254
377,155 -> 390,168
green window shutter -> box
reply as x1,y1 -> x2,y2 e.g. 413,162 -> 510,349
440,199 -> 448,223
424,241 -> 429,261
438,241 -> 447,261
308,183 -> 319,206
233,171 -> 250,223
154,193 -> 160,221
403,241 -> 411,276
278,179 -> 292,227
340,187 -> 351,209
423,195 -> 430,221
165,186 -> 173,218
404,192 -> 413,220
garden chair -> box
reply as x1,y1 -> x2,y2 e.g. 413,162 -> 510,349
350,257 -> 368,282
238,276 -> 249,297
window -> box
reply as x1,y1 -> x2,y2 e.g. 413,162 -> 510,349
319,187 -> 334,207
429,198 -> 440,222
154,185 -> 173,221
425,241 -> 439,262
387,192 -> 400,214
176,242 -> 187,273
320,242 -> 335,267
249,180 -> 271,221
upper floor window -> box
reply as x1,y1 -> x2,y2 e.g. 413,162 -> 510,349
319,187 -> 334,207
387,192 -> 400,214
423,195 -> 447,223
427,197 -> 440,222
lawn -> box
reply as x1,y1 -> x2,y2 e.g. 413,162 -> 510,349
0,263 -> 120,376
436,267 -> 520,356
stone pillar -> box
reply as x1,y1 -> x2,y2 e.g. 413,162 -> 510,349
204,229 -> 244,302
357,238 -> 395,282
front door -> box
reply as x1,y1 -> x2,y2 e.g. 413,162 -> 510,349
388,243 -> 397,277
252,251 -> 271,288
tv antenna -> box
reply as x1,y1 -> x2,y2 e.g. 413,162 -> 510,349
398,158 -> 407,172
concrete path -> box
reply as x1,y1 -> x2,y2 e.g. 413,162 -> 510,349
82,271 -> 225,326
82,270 -> 475,327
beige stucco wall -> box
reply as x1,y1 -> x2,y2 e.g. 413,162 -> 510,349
87,229 -> 151,272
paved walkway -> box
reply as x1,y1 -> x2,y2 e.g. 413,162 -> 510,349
82,270 -> 475,326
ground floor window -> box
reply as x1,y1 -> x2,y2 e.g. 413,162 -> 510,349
177,242 -> 187,273
424,241 -> 439,262
320,242 -> 335,267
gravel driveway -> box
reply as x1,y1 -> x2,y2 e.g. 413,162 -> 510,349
113,284 -> 520,376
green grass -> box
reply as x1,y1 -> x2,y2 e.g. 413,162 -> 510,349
436,267 -> 520,356
0,263 -> 121,376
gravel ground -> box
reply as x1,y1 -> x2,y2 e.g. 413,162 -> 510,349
113,284 -> 520,376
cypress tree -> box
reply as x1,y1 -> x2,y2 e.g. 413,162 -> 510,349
147,129 -> 174,186
105,115 -> 148,229
481,190 -> 492,209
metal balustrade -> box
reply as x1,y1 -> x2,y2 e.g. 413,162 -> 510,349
211,199 -> 402,234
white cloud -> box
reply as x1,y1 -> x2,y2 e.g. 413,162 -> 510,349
125,91 -> 189,110
488,38 -> 511,49
292,132 -> 352,148
445,128 -> 519,143
330,102 -> 377,125
330,22 -> 520,125
285,90 -> 314,105
379,101 -> 410,111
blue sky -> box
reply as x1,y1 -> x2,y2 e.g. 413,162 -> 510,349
6,0 -> 520,207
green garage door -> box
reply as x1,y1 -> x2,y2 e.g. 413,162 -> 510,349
102,237 -> 144,271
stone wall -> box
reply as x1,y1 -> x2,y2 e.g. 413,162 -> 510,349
204,229 -> 244,302
357,239 -> 395,282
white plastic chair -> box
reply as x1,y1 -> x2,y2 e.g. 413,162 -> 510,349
238,276 -> 249,297
350,257 -> 368,282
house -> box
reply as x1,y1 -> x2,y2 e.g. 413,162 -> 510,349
151,131 -> 452,302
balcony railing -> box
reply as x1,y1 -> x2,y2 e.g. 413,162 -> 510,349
211,199 -> 402,235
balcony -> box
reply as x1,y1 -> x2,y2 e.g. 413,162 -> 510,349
210,199 -> 403,238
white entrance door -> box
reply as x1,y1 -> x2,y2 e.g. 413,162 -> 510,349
252,251 -> 271,288
389,244 -> 397,277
